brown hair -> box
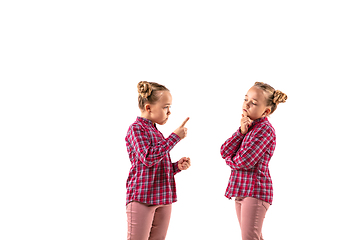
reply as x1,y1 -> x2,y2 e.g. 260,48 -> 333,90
253,82 -> 288,115
137,81 -> 169,110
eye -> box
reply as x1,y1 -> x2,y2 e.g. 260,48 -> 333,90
252,102 -> 257,106
244,99 -> 248,102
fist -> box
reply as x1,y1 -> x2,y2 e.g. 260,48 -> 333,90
178,157 -> 191,170
173,117 -> 189,140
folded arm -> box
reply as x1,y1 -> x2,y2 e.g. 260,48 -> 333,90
225,126 -> 274,170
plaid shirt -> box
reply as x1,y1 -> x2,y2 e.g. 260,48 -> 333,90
125,117 -> 182,205
220,117 -> 276,204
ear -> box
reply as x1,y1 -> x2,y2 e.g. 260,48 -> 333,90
263,107 -> 271,117
144,104 -> 151,113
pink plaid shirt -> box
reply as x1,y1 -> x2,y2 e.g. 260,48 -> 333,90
125,117 -> 182,205
220,117 -> 276,204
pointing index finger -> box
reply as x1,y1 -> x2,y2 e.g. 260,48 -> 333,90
180,117 -> 190,127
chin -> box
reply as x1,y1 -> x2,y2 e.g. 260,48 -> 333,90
158,119 -> 168,125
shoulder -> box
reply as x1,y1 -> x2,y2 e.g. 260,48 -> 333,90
129,121 -> 144,131
253,120 -> 275,138
126,120 -> 149,140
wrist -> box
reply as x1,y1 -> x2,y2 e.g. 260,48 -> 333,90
240,128 -> 246,135
177,161 -> 182,170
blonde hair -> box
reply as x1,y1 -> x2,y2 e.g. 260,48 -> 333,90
137,81 -> 169,110
254,82 -> 287,115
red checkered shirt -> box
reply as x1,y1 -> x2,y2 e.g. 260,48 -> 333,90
220,117 -> 276,204
125,117 -> 182,205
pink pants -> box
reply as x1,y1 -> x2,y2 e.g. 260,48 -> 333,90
126,201 -> 172,240
235,197 -> 270,240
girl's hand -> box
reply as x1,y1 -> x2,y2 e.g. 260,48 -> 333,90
178,157 -> 191,170
240,112 -> 253,135
173,117 -> 189,140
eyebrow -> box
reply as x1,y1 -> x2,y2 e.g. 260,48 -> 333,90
245,95 -> 258,101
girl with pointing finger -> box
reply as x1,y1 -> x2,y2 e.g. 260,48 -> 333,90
125,81 -> 191,240
220,82 -> 287,240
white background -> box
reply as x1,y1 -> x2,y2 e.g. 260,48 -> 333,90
1,1 -> 359,239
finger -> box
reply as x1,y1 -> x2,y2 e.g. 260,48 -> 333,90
180,164 -> 187,170
180,117 -> 190,127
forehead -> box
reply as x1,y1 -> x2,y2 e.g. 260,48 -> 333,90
246,86 -> 266,101
156,91 -> 172,104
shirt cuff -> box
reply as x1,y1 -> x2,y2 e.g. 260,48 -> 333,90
173,161 -> 181,174
168,132 -> 181,145
237,128 -> 245,137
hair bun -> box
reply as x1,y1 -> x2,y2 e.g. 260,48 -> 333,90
137,81 -> 152,99
273,90 -> 287,105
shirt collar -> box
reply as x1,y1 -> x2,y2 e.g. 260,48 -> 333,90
136,116 -> 157,129
250,117 -> 268,128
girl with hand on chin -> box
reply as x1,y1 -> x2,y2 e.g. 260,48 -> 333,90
125,81 -> 191,240
220,82 -> 287,240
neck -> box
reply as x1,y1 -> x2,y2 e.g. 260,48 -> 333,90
140,113 -> 154,124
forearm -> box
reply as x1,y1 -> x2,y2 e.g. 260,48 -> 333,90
138,133 -> 181,167
220,128 -> 244,158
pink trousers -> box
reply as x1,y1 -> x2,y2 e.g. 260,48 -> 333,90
126,201 -> 172,240
235,197 -> 270,240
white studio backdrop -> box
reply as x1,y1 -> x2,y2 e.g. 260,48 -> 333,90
1,1 -> 359,240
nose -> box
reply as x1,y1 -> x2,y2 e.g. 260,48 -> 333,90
167,109 -> 171,115
244,102 -> 250,109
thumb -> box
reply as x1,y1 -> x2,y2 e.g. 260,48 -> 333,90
180,117 -> 190,127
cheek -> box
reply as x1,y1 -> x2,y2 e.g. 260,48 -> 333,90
256,107 -> 266,116
153,108 -> 162,117
161,109 -> 168,116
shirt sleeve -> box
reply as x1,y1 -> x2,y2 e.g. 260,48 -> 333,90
220,128 -> 245,159
129,124 -> 181,167
172,161 -> 181,175
225,126 -> 273,170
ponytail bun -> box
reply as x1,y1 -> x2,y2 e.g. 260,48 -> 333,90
273,90 -> 287,105
253,82 -> 287,115
137,81 -> 152,99
136,81 -> 169,110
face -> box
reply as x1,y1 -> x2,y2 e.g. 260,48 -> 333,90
144,91 -> 172,125
242,86 -> 271,120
